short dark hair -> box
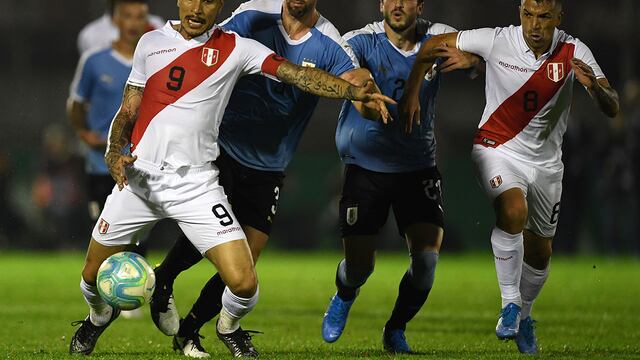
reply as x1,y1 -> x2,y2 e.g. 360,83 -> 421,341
109,0 -> 148,15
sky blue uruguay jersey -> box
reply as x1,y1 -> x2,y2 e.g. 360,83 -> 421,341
218,0 -> 358,171
336,20 -> 456,173
70,48 -> 132,175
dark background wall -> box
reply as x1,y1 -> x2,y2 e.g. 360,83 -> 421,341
1,0 -> 638,254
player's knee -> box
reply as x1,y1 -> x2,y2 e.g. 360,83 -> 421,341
225,271 -> 258,298
81,264 -> 98,285
345,263 -> 374,288
407,251 -> 439,291
497,205 -> 527,234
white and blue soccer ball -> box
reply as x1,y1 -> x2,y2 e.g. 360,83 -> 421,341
96,252 -> 156,310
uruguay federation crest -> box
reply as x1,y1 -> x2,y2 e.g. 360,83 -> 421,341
547,62 -> 564,83
202,47 -> 219,67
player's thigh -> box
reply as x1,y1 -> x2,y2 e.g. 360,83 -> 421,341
471,145 -> 530,201
525,166 -> 563,238
339,164 -> 392,238
91,186 -> 162,249
391,166 -> 444,249
169,179 -> 247,256
226,159 -> 285,241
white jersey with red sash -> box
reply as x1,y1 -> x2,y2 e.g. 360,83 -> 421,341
125,21 -> 285,169
457,25 -> 605,168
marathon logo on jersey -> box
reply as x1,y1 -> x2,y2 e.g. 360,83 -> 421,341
201,47 -> 219,67
346,206 -> 358,226
98,218 -> 110,234
547,62 -> 565,83
490,175 -> 503,189
301,58 -> 316,68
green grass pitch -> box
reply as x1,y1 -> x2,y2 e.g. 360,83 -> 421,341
1,251 -> 639,359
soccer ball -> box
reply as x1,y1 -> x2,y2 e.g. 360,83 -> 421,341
96,251 -> 156,310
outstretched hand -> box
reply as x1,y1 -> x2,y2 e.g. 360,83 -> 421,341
571,58 -> 597,89
357,80 -> 394,124
435,45 -> 480,73
105,153 -> 137,191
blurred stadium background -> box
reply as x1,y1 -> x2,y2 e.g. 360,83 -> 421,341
0,0 -> 639,255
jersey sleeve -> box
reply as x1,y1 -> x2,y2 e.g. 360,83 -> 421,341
69,52 -> 95,102
344,32 -> 371,68
126,36 -> 148,87
429,22 -> 457,35
573,39 -> 606,79
236,35 -> 285,81
219,0 -> 277,37
323,37 -> 358,76
456,28 -> 498,60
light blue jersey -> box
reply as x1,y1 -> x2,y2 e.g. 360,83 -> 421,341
70,48 -> 132,175
336,20 -> 456,173
218,0 -> 358,171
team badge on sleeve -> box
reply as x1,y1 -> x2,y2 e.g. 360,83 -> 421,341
202,47 -> 219,67
490,175 -> 503,189
547,62 -> 564,83
346,206 -> 358,226
98,218 -> 110,234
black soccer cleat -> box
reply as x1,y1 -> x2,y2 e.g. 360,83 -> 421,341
69,307 -> 120,355
216,325 -> 260,358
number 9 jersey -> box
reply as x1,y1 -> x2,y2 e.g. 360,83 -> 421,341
125,21 -> 284,169
457,25 -> 606,168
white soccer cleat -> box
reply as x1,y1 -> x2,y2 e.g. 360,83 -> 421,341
173,333 -> 210,358
150,293 -> 180,336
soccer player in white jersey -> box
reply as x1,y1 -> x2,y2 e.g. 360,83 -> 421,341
68,0 -> 394,357
400,0 -> 619,354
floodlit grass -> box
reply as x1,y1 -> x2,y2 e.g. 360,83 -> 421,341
1,251 -> 638,359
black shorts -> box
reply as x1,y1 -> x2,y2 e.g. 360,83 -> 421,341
339,164 -> 444,237
214,150 -> 285,235
87,174 -> 115,220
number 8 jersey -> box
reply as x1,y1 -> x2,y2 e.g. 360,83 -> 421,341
125,21 -> 284,169
457,25 -> 605,168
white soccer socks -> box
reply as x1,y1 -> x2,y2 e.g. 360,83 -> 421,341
520,262 -> 549,319
80,277 -> 112,326
491,227 -> 524,308
217,286 -> 259,334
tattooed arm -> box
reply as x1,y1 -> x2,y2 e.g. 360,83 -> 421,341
275,61 -> 395,106
105,84 -> 144,190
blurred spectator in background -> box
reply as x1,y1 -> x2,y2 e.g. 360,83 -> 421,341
77,0 -> 163,54
31,124 -> 89,248
68,0 -> 149,228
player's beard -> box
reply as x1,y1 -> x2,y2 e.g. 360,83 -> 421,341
383,12 -> 415,33
286,0 -> 312,19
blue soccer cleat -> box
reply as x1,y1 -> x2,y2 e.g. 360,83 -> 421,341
382,327 -> 412,354
496,303 -> 521,340
516,316 -> 538,354
322,294 -> 355,343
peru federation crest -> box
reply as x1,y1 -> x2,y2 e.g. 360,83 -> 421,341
202,47 -> 219,67
547,62 -> 564,83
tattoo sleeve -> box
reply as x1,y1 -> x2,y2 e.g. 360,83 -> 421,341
590,80 -> 620,118
105,84 -> 144,159
276,62 -> 357,100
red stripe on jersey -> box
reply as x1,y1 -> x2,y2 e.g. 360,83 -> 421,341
474,42 -> 575,148
130,29 -> 236,151
261,54 -> 286,78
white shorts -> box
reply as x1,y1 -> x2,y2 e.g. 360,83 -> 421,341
91,158 -> 245,254
471,145 -> 564,237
